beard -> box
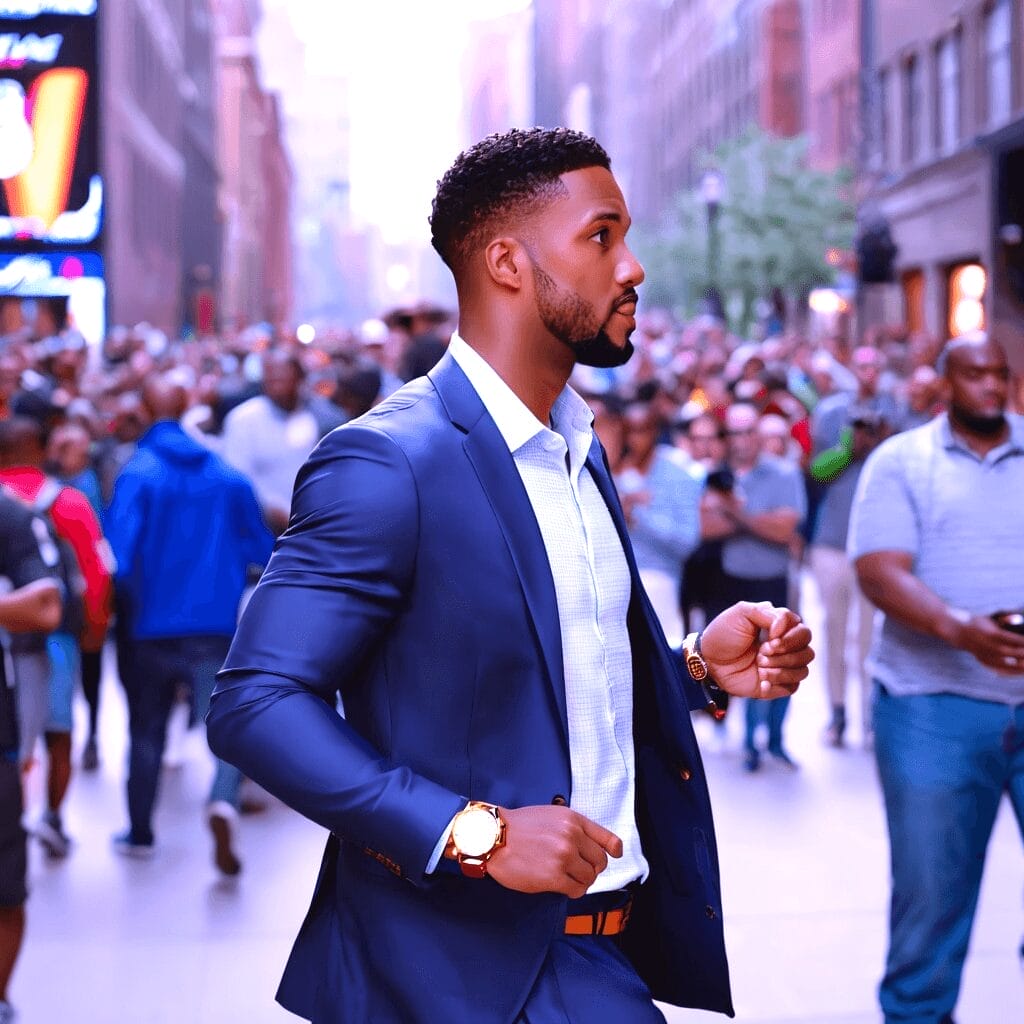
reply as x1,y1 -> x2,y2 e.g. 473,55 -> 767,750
531,260 -> 634,369
950,403 -> 1007,437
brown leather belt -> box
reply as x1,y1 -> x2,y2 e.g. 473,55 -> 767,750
564,895 -> 633,936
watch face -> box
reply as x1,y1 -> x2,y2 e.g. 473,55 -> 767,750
452,808 -> 500,857
687,655 -> 709,680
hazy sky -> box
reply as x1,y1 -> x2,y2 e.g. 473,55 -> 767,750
278,0 -> 531,244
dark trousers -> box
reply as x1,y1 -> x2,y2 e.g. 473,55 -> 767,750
120,635 -> 231,843
80,647 -> 102,738
515,934 -> 666,1023
720,574 -> 793,753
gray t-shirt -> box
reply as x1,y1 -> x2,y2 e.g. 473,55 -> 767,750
848,413 -> 1024,703
811,459 -> 865,551
722,455 -> 806,580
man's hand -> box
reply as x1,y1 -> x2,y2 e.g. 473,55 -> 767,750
702,601 -> 814,699
946,613 -> 1024,675
486,805 -> 622,899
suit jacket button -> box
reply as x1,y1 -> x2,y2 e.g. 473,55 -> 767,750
678,766 -> 692,781
705,905 -> 717,919
551,794 -> 568,806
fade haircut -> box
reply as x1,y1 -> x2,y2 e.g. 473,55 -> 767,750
429,127 -> 611,273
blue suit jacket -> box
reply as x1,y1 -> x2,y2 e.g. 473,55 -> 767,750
208,353 -> 733,1023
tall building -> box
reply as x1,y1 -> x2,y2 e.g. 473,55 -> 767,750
862,0 -> 1024,354
212,0 -> 293,330
804,0 -> 861,172
533,0 -> 806,226
181,0 -> 222,336
463,5 -> 534,142
102,0 -> 191,334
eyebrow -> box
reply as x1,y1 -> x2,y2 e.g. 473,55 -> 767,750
584,209 -> 630,228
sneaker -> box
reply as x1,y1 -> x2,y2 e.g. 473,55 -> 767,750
112,830 -> 155,859
824,707 -> 846,748
81,737 -> 99,772
743,749 -> 761,773
0,999 -> 17,1023
207,801 -> 242,877
768,747 -> 800,770
35,811 -> 71,858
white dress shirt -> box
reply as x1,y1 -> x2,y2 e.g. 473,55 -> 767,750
436,334 -> 648,892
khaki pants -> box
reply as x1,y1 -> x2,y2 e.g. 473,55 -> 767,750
809,544 -> 875,734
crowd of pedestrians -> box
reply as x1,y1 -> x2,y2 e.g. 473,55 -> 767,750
0,292 -> 1022,1023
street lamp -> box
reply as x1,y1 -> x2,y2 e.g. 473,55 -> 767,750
700,168 -> 725,319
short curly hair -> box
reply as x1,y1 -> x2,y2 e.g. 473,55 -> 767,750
430,127 -> 611,273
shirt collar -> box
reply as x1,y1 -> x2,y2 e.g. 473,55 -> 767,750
448,333 -> 594,455
938,411 -> 1024,457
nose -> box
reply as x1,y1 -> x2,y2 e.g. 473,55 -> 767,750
617,245 -> 645,288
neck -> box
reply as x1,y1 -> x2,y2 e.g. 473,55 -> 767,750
458,314 -> 573,423
949,409 -> 1010,456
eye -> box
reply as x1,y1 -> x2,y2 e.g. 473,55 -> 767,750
590,227 -> 610,246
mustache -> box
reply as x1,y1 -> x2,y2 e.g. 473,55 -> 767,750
614,290 -> 639,310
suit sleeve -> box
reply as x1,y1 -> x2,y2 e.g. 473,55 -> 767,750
207,424 -> 466,883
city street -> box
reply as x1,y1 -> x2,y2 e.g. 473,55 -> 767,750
11,576 -> 1023,1024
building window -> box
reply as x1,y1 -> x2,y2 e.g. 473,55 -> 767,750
985,0 -> 1012,128
878,68 -> 890,171
947,262 -> 987,337
936,32 -> 961,154
901,269 -> 925,334
903,54 -> 925,163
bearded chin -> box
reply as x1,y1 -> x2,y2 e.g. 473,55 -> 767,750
951,404 -> 1007,436
568,332 -> 635,368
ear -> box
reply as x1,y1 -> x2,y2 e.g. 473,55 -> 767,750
483,237 -> 526,292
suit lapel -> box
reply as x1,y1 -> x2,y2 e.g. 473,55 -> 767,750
429,355 -> 569,749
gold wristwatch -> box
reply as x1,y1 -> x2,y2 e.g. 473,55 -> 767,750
446,801 -> 507,879
682,631 -> 710,681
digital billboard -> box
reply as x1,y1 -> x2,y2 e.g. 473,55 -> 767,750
0,249 -> 104,343
0,0 -> 100,247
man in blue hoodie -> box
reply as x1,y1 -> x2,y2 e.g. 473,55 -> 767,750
106,375 -> 274,874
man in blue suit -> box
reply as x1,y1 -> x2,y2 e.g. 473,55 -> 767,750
208,128 -> 814,1023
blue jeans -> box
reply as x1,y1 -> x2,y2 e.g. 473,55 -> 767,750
121,635 -> 237,843
873,685 -> 1024,1024
743,696 -> 791,754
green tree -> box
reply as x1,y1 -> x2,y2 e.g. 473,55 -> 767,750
636,127 -> 856,333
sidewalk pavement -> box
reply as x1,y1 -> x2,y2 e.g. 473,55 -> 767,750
12,575 -> 1023,1022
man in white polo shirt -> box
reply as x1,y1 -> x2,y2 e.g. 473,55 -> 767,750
851,332 -> 1024,1024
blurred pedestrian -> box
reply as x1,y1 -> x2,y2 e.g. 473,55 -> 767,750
703,403 -> 806,771
0,417 -> 112,857
0,492 -> 63,1024
850,332 -> 1024,1024
106,376 -> 273,873
220,350 -> 339,535
45,420 -> 109,770
618,400 -> 703,647
808,405 -> 888,747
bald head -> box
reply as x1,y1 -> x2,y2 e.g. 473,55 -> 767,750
141,375 -> 188,422
937,331 -> 1006,378
937,332 -> 1010,437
